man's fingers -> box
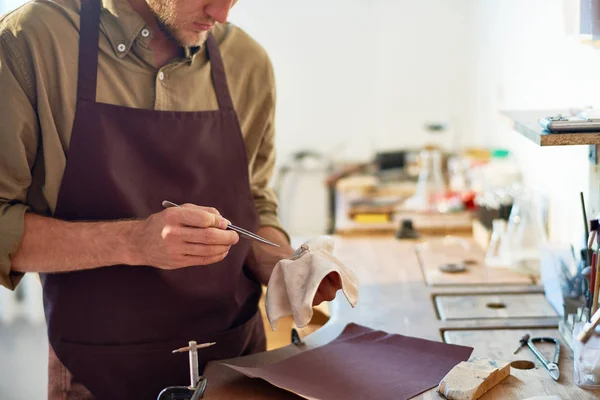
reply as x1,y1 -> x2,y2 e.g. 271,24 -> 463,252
195,228 -> 239,245
169,207 -> 228,229
313,284 -> 340,306
199,207 -> 231,226
325,273 -> 342,289
317,274 -> 341,302
181,204 -> 222,216
321,284 -> 338,301
182,243 -> 231,257
196,206 -> 231,225
313,291 -> 325,306
168,226 -> 238,245
312,288 -> 336,306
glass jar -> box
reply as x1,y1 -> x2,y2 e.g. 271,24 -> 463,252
498,188 -> 547,275
573,322 -> 600,389
404,149 -> 445,212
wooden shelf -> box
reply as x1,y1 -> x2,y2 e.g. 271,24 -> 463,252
502,109 -> 600,146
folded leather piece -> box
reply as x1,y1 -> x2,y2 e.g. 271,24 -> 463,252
265,236 -> 359,330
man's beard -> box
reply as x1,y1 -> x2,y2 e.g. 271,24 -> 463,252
146,0 -> 208,47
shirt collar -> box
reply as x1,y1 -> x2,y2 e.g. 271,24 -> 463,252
100,0 -> 149,58
99,0 -> 202,60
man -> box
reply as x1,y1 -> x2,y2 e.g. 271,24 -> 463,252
0,0 -> 340,398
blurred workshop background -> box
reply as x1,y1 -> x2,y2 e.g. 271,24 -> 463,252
2,0 -> 600,398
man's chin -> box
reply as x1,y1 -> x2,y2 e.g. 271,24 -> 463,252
176,30 -> 209,48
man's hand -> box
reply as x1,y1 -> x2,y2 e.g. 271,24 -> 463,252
313,272 -> 343,306
245,229 -> 344,305
11,205 -> 238,274
245,226 -> 295,285
130,204 -> 239,269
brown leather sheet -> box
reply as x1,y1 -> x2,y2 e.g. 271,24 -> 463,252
219,323 -> 473,400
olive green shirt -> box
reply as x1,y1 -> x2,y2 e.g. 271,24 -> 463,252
0,0 -> 284,289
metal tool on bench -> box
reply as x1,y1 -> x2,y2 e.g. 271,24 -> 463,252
156,341 -> 215,400
514,334 -> 561,381
162,201 -> 280,247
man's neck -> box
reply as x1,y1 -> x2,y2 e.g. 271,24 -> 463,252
127,0 -> 183,67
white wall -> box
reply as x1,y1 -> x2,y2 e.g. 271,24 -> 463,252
0,0 -> 23,14
3,0 -> 595,244
229,0 -> 476,163
1,0 -> 478,162
471,0 -> 600,246
0,0 -> 477,162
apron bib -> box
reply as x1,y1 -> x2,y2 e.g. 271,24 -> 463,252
40,0 -> 265,398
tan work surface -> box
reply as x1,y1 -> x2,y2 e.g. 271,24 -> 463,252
417,238 -> 536,286
435,293 -> 558,320
444,328 -> 600,399
202,237 -> 580,399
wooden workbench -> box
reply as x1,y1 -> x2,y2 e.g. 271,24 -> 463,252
204,236 -> 600,399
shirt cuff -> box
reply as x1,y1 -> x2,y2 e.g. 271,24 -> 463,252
258,212 -> 290,244
0,203 -> 28,290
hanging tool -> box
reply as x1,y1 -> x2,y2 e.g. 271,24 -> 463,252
162,200 -> 280,247
581,192 -> 590,267
513,334 -> 560,381
156,341 -> 215,400
585,218 -> 600,319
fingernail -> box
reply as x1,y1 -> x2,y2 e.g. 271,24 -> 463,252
219,219 -> 228,229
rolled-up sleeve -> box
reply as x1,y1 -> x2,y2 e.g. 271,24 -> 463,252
0,31 -> 38,289
251,130 -> 282,230
248,58 -> 289,242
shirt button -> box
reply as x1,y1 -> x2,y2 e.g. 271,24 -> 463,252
158,72 -> 165,81
117,43 -> 126,52
141,29 -> 150,38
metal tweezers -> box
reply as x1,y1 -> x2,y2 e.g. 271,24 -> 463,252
162,201 -> 280,247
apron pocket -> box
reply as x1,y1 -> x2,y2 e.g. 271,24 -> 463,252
53,311 -> 265,400
56,338 -> 190,400
58,337 -> 189,355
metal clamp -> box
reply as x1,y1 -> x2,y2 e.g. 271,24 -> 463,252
291,328 -> 305,346
190,377 -> 208,400
157,341 -> 215,400
514,334 -> 561,381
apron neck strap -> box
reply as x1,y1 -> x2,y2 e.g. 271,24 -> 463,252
77,0 -> 102,102
205,33 -> 235,111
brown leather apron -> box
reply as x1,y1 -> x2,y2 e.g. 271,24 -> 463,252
40,0 -> 265,398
